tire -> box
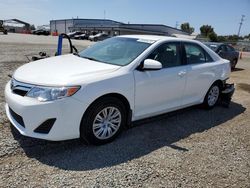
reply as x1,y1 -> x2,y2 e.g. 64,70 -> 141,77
231,59 -> 237,70
3,30 -> 7,35
80,97 -> 127,145
203,83 -> 221,109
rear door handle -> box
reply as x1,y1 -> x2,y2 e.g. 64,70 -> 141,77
178,71 -> 186,77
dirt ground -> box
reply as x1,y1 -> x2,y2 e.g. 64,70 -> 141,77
0,34 -> 249,187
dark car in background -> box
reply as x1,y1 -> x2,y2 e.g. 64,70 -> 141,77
204,42 -> 239,69
0,20 -> 8,34
32,29 -> 50,36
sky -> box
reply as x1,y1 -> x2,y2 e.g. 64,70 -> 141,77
0,0 -> 249,36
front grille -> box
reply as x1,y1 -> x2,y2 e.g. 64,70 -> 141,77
11,79 -> 32,97
9,108 -> 25,128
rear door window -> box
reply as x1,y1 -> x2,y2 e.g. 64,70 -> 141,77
184,43 -> 206,64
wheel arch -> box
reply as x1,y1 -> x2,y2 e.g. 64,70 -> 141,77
213,79 -> 224,90
202,79 -> 224,108
94,93 -> 131,112
202,79 -> 224,102
81,92 -> 132,130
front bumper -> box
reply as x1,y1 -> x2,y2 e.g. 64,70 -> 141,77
5,81 -> 88,141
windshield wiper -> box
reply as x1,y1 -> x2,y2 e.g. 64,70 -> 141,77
81,56 -> 102,62
73,52 -> 80,57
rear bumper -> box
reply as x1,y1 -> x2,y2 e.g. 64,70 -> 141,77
221,83 -> 235,107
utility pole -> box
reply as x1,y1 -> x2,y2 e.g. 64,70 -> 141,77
237,15 -> 245,37
104,10 -> 106,19
175,21 -> 179,29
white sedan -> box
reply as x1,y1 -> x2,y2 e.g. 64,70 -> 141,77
5,35 -> 232,145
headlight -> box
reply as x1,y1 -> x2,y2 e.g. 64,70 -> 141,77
26,86 -> 80,102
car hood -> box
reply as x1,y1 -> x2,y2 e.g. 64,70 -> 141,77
13,54 -> 121,86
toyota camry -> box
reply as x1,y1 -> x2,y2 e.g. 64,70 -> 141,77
5,35 -> 233,145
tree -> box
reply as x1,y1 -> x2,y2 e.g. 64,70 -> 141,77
200,25 -> 214,37
217,36 -> 227,42
243,34 -> 250,39
180,22 -> 194,34
227,35 -> 240,42
208,32 -> 218,42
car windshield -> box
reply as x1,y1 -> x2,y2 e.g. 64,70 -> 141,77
79,37 -> 154,66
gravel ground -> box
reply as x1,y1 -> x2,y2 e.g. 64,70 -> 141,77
0,34 -> 249,187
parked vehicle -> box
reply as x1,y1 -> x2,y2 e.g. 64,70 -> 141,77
0,20 -> 7,34
5,35 -> 233,145
67,31 -> 84,38
32,29 -> 50,36
74,33 -> 89,40
89,33 -> 110,41
204,42 -> 239,69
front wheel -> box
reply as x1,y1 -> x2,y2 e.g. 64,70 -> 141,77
80,97 -> 127,145
203,83 -> 220,109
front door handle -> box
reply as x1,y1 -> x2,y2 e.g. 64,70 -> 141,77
178,71 -> 186,77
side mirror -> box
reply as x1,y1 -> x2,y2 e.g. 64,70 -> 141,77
139,59 -> 162,71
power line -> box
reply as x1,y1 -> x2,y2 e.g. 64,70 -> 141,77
237,15 -> 245,36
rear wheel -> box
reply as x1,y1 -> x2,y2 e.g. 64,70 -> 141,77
3,30 -> 7,35
203,83 -> 220,109
80,97 -> 127,145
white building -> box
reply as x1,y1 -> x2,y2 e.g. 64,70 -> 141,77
50,18 -> 189,36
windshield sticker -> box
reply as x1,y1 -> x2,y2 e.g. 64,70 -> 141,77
137,39 -> 155,44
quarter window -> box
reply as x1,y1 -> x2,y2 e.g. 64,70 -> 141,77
147,42 -> 182,68
184,43 -> 206,64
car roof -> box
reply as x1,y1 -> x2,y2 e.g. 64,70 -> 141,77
118,35 -> 197,43
203,42 -> 223,46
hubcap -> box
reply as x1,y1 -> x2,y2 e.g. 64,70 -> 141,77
93,107 -> 121,140
208,86 -> 219,106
